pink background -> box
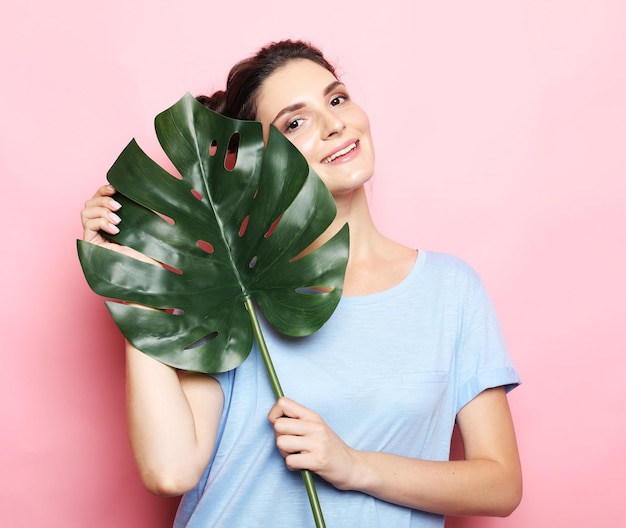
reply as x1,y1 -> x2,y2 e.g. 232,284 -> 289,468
2,0 -> 624,526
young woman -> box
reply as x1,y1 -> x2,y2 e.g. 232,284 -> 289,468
81,40 -> 522,527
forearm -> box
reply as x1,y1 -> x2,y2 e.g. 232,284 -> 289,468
125,342 -> 222,495
348,451 -> 522,517
346,388 -> 522,517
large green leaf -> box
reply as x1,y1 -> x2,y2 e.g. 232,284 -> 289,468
77,93 -> 349,374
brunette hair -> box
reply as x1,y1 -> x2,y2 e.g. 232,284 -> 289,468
196,40 -> 337,121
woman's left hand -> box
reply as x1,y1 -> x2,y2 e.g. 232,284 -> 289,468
269,389 -> 521,516
268,397 -> 361,490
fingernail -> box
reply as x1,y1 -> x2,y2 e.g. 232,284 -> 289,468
110,200 -> 122,211
106,184 -> 115,191
109,223 -> 120,234
109,212 -> 121,224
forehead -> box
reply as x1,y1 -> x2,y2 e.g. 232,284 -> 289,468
255,59 -> 338,123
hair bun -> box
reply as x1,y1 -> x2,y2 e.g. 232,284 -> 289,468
196,90 -> 227,114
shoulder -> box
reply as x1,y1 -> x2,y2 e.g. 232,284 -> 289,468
419,250 -> 482,287
413,250 -> 493,317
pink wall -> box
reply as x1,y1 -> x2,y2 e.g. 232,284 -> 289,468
2,0 -> 624,526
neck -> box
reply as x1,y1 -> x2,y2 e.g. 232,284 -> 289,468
340,185 -> 420,295
304,185 -> 416,295
334,186 -> 382,261
305,185 -> 380,259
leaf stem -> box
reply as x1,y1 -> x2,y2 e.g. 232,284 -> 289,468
245,296 -> 284,399
244,296 -> 326,528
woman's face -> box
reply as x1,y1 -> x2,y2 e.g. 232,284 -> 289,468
255,59 -> 375,197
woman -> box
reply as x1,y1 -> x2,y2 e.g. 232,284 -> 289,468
81,40 -> 522,527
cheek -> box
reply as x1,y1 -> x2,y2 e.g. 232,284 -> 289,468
356,110 -> 372,137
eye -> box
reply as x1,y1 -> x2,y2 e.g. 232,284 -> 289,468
330,94 -> 348,106
284,117 -> 304,133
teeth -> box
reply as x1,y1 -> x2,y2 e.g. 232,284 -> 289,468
322,142 -> 357,163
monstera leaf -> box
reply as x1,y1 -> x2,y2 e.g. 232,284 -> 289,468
77,92 -> 349,374
77,93 -> 348,527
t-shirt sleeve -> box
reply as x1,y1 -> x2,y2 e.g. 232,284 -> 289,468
455,271 -> 520,414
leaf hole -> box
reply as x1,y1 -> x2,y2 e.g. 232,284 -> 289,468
161,262 -> 183,275
197,240 -> 214,254
184,331 -> 218,350
191,189 -> 203,200
111,299 -> 176,312
265,215 -> 283,238
209,139 -> 218,156
239,215 -> 250,237
289,244 -> 311,263
296,286 -> 334,295
249,256 -> 258,268
154,210 -> 175,225
224,133 -> 240,171
155,155 -> 183,180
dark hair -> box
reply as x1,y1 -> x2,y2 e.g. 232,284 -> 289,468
196,40 -> 337,121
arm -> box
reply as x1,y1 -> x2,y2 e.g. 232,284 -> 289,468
82,185 -> 224,496
126,342 -> 223,496
268,387 -> 522,517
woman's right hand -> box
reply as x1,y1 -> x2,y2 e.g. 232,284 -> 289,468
80,184 -> 157,265
81,184 -> 122,246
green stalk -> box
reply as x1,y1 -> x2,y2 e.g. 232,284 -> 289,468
245,297 -> 326,528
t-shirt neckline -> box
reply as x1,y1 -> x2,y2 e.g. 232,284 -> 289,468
339,249 -> 425,306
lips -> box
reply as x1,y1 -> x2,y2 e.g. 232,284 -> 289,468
321,140 -> 359,164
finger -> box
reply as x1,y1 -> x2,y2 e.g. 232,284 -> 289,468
82,215 -> 120,242
82,207 -> 120,236
82,195 -> 122,220
82,183 -> 120,217
284,452 -> 314,472
268,397 -> 313,423
276,434 -> 311,456
272,415 -> 323,438
92,183 -> 117,199
81,203 -> 121,224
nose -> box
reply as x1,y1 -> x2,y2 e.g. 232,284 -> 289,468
322,110 -> 345,138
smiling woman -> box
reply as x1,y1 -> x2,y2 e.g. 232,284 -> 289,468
80,39 -> 521,528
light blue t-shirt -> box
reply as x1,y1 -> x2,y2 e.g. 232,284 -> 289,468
174,250 -> 520,527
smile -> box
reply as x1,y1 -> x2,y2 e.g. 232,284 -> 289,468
321,141 -> 358,164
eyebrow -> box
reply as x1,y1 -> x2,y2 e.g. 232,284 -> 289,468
271,80 -> 345,125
